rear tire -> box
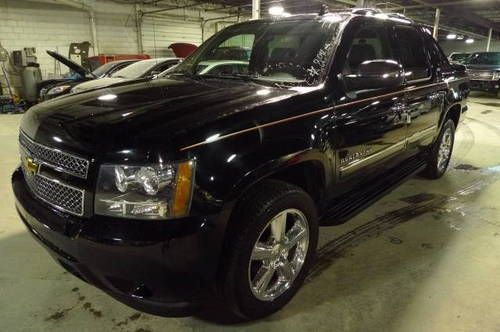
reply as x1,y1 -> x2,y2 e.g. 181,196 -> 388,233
220,180 -> 318,320
421,119 -> 455,179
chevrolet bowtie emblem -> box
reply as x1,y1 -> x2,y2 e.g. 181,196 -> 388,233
24,156 -> 39,175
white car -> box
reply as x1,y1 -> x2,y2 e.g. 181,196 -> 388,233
71,58 -> 181,93
196,60 -> 249,75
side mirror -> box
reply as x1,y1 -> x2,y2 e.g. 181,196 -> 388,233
149,70 -> 161,77
342,60 -> 404,92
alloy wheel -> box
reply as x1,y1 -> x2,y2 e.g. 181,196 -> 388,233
248,208 -> 309,301
437,127 -> 453,172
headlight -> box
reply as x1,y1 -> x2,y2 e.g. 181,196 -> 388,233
95,160 -> 195,220
47,85 -> 72,95
493,71 -> 500,80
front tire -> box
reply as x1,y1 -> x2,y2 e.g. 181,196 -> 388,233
422,119 -> 455,179
220,180 -> 318,319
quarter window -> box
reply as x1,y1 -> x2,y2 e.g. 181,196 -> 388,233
395,26 -> 431,81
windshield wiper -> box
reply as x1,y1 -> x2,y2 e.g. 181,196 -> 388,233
195,73 -> 278,86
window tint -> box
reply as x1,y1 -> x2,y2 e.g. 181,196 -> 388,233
426,34 -> 451,69
395,26 -> 430,81
343,23 -> 396,75
467,52 -> 500,65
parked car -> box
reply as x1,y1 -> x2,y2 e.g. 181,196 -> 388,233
464,52 -> 500,96
13,9 -> 469,320
70,57 -> 181,93
195,60 -> 249,75
39,51 -> 138,100
448,52 -> 470,64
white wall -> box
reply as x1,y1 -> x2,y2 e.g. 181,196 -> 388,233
0,0 -> 245,95
439,39 -> 500,55
0,1 -> 93,80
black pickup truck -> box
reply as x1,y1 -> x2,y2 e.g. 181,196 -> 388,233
12,9 -> 469,320
465,52 -> 500,95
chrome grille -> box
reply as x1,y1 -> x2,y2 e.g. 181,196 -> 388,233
19,132 -> 89,178
21,163 -> 85,216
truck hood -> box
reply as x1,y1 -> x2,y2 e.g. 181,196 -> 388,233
21,76 -> 305,158
46,50 -> 94,78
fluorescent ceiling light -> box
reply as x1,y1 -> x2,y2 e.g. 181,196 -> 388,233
446,33 -> 457,40
465,38 -> 474,44
268,5 -> 284,16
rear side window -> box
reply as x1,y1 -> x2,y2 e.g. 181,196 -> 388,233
395,26 -> 431,81
426,34 -> 451,70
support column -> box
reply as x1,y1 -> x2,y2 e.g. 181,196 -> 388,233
89,11 -> 99,56
487,27 -> 493,51
433,8 -> 440,40
252,0 -> 260,20
135,4 -> 144,54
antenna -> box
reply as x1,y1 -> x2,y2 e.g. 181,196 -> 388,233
319,4 -> 329,16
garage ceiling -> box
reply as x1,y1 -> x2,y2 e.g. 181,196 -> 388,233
128,0 -> 500,40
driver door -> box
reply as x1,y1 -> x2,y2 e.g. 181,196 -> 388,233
332,19 -> 408,181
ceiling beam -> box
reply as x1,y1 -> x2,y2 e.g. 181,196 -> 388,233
444,6 -> 500,31
330,0 -> 489,39
402,0 -> 500,10
410,16 -> 487,39
403,0 -> 500,38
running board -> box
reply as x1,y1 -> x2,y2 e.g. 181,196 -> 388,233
321,156 -> 427,225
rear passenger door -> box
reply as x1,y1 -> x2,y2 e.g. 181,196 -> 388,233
395,25 -> 444,150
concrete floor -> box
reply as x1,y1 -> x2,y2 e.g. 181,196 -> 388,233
1,93 -> 500,331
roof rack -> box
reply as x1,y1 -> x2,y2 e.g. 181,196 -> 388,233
351,8 -> 413,22
351,8 -> 383,15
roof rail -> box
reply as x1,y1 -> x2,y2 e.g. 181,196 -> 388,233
351,8 -> 382,15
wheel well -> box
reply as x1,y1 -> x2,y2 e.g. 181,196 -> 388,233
267,161 -> 325,204
445,104 -> 461,128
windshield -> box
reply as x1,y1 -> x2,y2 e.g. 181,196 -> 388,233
466,52 -> 500,65
111,60 -> 160,79
450,53 -> 469,63
166,17 -> 345,86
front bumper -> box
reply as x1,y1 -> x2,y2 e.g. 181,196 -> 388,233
470,79 -> 500,92
12,168 -> 229,316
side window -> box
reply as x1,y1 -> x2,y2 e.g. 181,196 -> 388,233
206,34 -> 255,61
110,63 -> 129,75
395,26 -> 431,81
209,64 -> 236,76
343,23 -> 396,75
155,61 -> 177,73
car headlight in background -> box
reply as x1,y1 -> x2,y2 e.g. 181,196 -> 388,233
95,160 -> 195,220
47,85 -> 72,95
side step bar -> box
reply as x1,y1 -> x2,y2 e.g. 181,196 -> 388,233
321,156 -> 427,225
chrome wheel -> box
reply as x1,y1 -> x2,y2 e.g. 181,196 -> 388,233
437,127 -> 453,172
248,208 -> 309,301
